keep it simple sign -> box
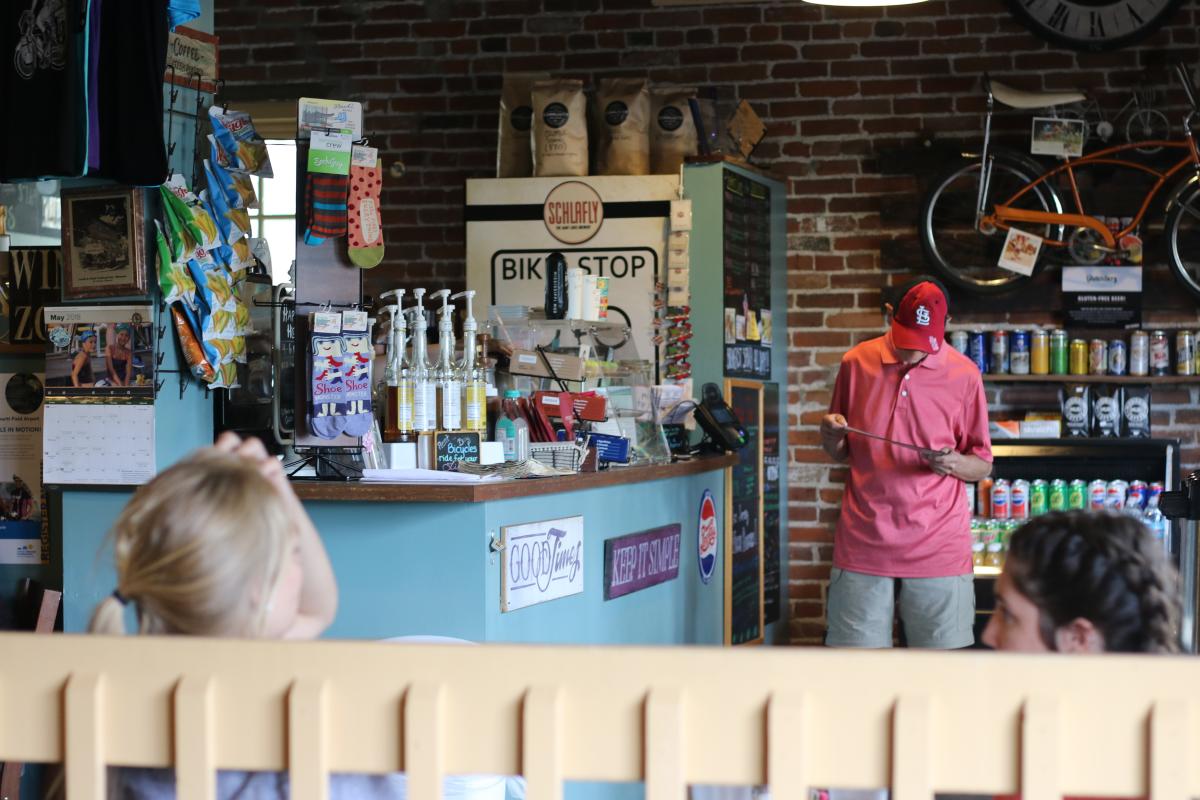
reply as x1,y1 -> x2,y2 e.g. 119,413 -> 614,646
604,524 -> 681,600
501,516 -> 584,612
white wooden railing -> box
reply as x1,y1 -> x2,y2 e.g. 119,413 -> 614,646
1,633 -> 1197,800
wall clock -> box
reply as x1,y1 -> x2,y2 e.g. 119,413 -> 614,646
1006,0 -> 1184,51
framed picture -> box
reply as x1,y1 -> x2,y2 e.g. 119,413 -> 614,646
60,187 -> 147,300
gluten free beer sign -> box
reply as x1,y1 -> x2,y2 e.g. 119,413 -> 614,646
543,181 -> 604,244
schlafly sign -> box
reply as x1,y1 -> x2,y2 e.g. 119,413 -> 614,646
501,516 -> 584,612
603,524 -> 682,600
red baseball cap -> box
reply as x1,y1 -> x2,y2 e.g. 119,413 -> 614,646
891,281 -> 947,354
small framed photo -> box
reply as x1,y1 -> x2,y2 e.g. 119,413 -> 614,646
60,187 -> 148,300
1031,116 -> 1085,158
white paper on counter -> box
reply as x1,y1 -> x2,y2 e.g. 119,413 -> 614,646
43,402 -> 155,485
360,468 -> 503,484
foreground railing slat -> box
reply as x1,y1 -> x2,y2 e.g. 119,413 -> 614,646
523,686 -> 564,800
5,634 -> 1200,797
1149,700 -> 1189,800
64,672 -> 104,800
173,675 -> 216,800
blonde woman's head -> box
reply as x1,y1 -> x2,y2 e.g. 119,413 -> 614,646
89,448 -> 295,638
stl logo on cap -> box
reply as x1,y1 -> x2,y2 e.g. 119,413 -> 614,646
891,281 -> 947,355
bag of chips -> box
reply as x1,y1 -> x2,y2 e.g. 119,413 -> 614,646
209,106 -> 273,178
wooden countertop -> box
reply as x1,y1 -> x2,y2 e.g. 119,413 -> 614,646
292,453 -> 737,504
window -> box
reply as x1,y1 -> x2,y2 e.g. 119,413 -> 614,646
251,139 -> 297,285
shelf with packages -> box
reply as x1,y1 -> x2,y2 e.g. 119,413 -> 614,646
981,374 -> 1200,384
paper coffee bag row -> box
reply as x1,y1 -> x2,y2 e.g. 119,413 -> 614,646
497,74 -> 698,179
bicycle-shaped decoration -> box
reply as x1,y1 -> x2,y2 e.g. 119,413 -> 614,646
1055,86 -> 1171,154
920,63 -> 1200,300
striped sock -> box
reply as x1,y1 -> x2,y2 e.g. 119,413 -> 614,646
303,171 -> 350,246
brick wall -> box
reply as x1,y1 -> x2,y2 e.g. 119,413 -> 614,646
214,0 -> 1200,644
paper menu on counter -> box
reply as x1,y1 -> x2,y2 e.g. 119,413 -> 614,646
43,402 -> 155,486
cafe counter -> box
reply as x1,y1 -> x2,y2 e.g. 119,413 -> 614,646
60,455 -> 744,648
295,454 -> 736,644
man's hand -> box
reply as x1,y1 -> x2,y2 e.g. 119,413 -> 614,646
820,413 -> 849,462
921,447 -> 992,482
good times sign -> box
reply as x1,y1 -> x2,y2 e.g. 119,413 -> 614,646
501,515 -> 584,612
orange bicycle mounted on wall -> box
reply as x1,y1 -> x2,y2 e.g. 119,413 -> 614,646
920,63 -> 1200,299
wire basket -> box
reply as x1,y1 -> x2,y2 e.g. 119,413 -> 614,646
529,439 -> 588,473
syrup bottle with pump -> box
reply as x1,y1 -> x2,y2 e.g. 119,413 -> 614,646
451,289 -> 486,432
407,288 -> 437,433
432,289 -> 462,431
379,289 -> 413,442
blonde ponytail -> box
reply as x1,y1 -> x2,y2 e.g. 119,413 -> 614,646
87,594 -> 128,635
91,449 -> 293,638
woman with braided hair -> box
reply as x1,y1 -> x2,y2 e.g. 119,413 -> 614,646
982,510 -> 1180,653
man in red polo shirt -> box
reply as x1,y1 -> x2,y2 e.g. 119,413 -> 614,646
820,280 -> 992,648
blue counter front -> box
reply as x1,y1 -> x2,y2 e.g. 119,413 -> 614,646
62,456 -> 738,647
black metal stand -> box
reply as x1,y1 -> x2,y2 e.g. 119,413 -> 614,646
285,446 -> 363,481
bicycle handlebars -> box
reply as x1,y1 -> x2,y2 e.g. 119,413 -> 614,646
1175,62 -> 1198,111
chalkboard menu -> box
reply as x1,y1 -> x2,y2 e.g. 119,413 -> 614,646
762,382 -> 781,626
726,380 -> 762,645
722,172 -> 773,380
435,431 -> 481,471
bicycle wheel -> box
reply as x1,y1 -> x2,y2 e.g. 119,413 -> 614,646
1126,108 -> 1171,154
919,152 -> 1065,295
1164,178 -> 1200,302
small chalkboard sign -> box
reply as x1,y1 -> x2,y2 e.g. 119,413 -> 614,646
435,431 -> 482,472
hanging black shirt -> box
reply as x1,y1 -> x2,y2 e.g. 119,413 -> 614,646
0,0 -> 89,180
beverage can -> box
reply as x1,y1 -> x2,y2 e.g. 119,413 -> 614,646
1089,338 -> 1108,375
1108,339 -> 1127,376
1011,478 -> 1030,520
976,477 -> 993,518
969,330 -> 988,372
1148,481 -> 1165,508
990,330 -> 1009,374
1050,329 -> 1069,374
991,478 -> 1011,520
1128,480 -> 1148,511
1176,330 -> 1195,376
1069,338 -> 1089,375
1068,478 -> 1087,510
1030,479 -> 1049,516
1031,329 -> 1050,374
1049,478 -> 1068,511
1150,330 -> 1170,376
1106,479 -> 1129,509
950,330 -> 969,354
1088,478 -> 1108,510
1129,330 -> 1149,376
1195,331 -> 1200,375
1010,330 -> 1030,374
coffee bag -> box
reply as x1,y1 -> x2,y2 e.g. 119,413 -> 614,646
593,78 -> 650,176
497,72 -> 550,178
651,85 -> 698,175
532,79 -> 588,177
1121,384 -> 1152,438
1091,384 -> 1122,438
1060,384 -> 1090,438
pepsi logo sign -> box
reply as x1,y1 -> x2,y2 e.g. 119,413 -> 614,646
697,489 -> 717,585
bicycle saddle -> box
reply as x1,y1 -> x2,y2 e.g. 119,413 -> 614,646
984,76 -> 1086,110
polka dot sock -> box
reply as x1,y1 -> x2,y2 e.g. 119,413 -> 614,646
347,159 -> 384,268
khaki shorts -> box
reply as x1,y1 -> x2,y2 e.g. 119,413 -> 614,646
825,568 -> 975,649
